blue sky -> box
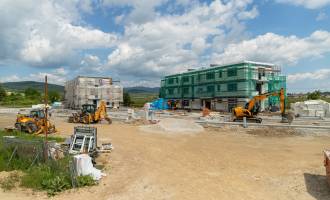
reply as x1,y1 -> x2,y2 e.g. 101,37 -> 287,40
0,0 -> 330,92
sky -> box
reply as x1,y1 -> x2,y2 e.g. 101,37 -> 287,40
0,0 -> 329,92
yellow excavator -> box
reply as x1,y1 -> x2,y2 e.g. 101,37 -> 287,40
233,88 -> 293,123
15,108 -> 56,134
68,100 -> 112,124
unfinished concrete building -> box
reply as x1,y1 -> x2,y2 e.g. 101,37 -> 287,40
160,61 -> 286,112
64,76 -> 123,109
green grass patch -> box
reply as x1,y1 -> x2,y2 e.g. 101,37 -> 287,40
76,175 -> 97,187
0,130 -> 95,196
129,92 -> 158,107
0,130 -> 64,143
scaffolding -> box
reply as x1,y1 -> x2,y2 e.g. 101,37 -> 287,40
65,76 -> 123,109
160,61 -> 287,109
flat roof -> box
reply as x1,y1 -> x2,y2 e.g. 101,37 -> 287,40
211,60 -> 275,67
165,60 -> 277,78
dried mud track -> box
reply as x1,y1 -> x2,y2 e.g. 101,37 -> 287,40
0,114 -> 330,200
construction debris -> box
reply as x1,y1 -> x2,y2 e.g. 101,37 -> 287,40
73,154 -> 106,181
69,126 -> 97,157
292,100 -> 330,118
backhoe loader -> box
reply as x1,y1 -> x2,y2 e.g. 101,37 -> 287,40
232,88 -> 293,123
15,108 -> 57,134
68,100 -> 112,124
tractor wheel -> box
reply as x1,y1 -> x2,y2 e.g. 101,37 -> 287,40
68,116 -> 74,123
256,118 -> 262,123
106,117 -> 112,124
48,125 -> 56,134
15,123 -> 22,132
26,122 -> 38,134
83,115 -> 90,124
73,116 -> 79,123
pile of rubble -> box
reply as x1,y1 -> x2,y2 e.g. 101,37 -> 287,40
292,100 -> 330,118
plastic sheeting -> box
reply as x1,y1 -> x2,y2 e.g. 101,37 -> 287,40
73,154 -> 106,181
150,98 -> 168,110
292,100 -> 330,118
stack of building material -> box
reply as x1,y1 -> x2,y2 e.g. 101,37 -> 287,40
292,100 -> 330,118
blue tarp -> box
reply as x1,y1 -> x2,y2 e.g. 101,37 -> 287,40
150,98 -> 168,110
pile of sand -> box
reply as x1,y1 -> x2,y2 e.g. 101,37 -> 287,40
140,118 -> 204,134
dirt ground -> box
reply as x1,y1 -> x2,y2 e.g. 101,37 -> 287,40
1,113 -> 330,200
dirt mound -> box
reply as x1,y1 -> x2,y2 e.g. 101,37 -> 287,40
246,127 -> 300,137
139,118 -> 204,134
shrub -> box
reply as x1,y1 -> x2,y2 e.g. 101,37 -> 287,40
76,175 -> 97,187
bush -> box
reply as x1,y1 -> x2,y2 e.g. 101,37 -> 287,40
48,91 -> 62,103
41,176 -> 71,196
21,158 -> 72,196
0,84 -> 6,101
24,88 -> 41,99
123,92 -> 132,106
76,175 -> 97,187
307,90 -> 321,100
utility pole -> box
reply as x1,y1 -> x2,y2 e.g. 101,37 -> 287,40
44,75 -> 48,160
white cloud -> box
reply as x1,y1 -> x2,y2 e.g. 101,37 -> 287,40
0,0 -> 117,67
211,30 -> 330,65
288,69 -> 330,83
102,0 -> 166,24
28,67 -> 69,85
79,54 -> 103,72
0,75 -> 21,83
288,68 -> 330,92
106,0 -> 258,80
0,67 -> 68,85
316,12 -> 328,21
276,0 -> 330,9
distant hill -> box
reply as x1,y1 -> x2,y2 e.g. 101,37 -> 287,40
2,81 -> 64,94
124,87 -> 160,94
1,81 -> 160,95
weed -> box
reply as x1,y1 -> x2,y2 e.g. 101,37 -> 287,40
0,130 -> 98,196
76,175 -> 97,187
41,176 -> 71,196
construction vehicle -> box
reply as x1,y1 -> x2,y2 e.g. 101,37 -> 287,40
15,108 -> 56,134
232,88 -> 293,123
68,100 -> 112,124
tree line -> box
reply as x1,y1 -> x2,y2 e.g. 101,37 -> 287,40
0,84 -> 61,107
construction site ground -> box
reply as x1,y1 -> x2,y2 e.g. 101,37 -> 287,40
0,112 -> 330,200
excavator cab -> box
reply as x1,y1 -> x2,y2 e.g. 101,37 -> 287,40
233,88 -> 293,123
82,104 -> 97,114
69,100 -> 112,124
29,109 -> 45,118
15,108 -> 56,134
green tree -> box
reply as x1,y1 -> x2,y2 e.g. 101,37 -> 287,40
307,90 -> 321,100
24,88 -> 41,99
0,84 -> 6,101
123,92 -> 132,106
48,91 -> 61,103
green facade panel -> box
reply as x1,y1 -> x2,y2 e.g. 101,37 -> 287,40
160,61 -> 286,108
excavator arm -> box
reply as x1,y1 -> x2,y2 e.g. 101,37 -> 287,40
233,88 -> 288,123
246,88 -> 285,115
94,100 -> 112,124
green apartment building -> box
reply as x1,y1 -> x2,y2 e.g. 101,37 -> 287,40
160,61 -> 286,112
